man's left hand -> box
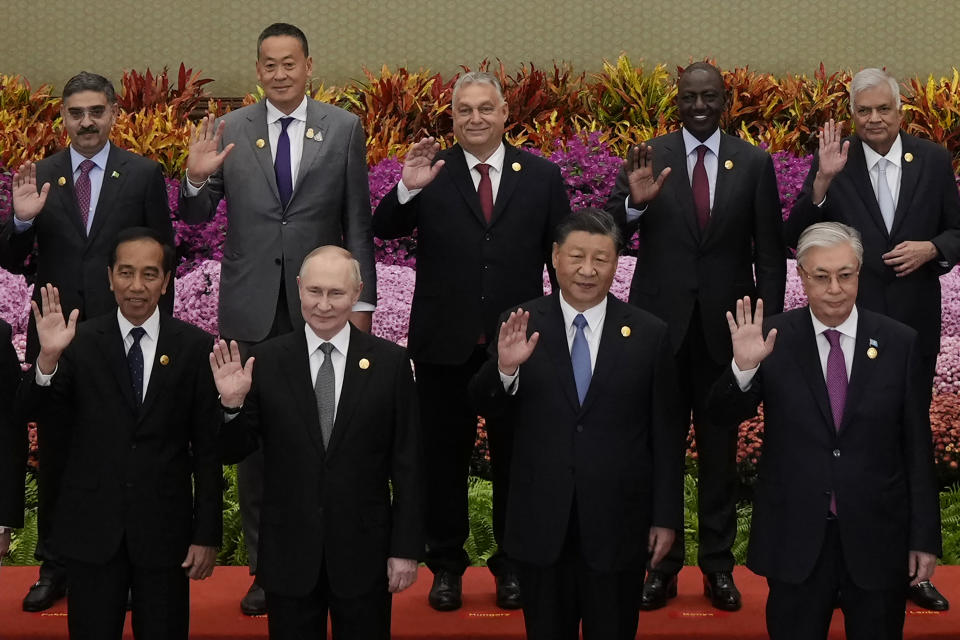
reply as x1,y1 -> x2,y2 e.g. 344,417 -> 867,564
882,241 -> 938,276
387,557 -> 418,593
908,550 -> 937,586
181,545 -> 217,580
648,526 -> 675,569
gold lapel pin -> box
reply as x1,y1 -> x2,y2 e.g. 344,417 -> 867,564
512,162 -> 521,172
256,138 -> 266,148
111,170 -> 120,178
724,160 -> 734,170
904,152 -> 914,163
621,326 -> 631,337
306,127 -> 315,139
58,176 -> 67,186
159,354 -> 170,365
358,358 -> 370,370
866,347 -> 878,359
314,131 -> 323,142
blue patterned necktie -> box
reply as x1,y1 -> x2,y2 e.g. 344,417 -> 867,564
127,327 -> 147,407
275,116 -> 294,209
571,314 -> 591,404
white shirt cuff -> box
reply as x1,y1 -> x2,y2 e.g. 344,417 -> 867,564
499,367 -> 519,394
624,196 -> 646,221
731,358 -> 758,391
814,195 -> 827,207
353,302 -> 376,313
183,175 -> 204,196
397,180 -> 421,205
12,216 -> 34,233
34,363 -> 57,386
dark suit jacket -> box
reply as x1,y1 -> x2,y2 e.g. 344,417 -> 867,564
0,145 -> 173,363
605,131 -> 786,363
219,325 -> 423,598
0,319 -> 25,528
470,293 -> 684,571
178,99 -> 376,342
17,312 -> 221,567
709,307 -> 941,589
785,132 -> 960,356
372,143 -> 571,365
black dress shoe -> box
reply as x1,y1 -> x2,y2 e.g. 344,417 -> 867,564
495,572 -> 522,609
240,580 -> 267,616
909,580 -> 950,611
640,570 -> 678,611
703,572 -> 741,611
22,576 -> 67,612
428,570 -> 462,611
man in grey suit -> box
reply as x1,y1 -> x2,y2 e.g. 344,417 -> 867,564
178,22 -> 377,614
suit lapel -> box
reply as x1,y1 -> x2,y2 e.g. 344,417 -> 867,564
49,150 -> 87,240
702,134 -> 739,244
245,102 -> 281,206
100,316 -> 138,414
579,296 -> 627,414
840,312 -> 877,433
281,331 -> 326,456
788,310 -> 835,431
138,314 -> 177,421
891,133 -> 919,238
446,146 -> 487,226
538,294 -> 580,411
292,100 -> 328,204
86,146 -> 126,249
325,326 -> 373,459
848,138 -> 890,239
661,132 -> 700,241
490,143 -> 520,225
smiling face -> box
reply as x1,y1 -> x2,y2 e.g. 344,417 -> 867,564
676,67 -> 727,142
108,238 -> 170,326
256,34 -> 313,114
298,251 -> 362,340
61,90 -> 117,158
552,231 -> 618,311
451,82 -> 508,160
852,83 -> 903,156
798,242 -> 860,327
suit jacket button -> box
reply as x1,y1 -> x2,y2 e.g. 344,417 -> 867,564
576,425 -> 583,433
832,449 -> 840,458
281,220 -> 288,225
274,258 -> 282,265
485,234 -> 491,241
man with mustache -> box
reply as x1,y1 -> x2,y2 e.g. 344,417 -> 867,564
0,71 -> 173,613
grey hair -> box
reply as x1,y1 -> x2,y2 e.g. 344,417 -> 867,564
849,68 -> 901,111
452,71 -> 505,104
299,245 -> 362,287
796,222 -> 864,268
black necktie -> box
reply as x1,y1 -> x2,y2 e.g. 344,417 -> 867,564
128,327 -> 147,407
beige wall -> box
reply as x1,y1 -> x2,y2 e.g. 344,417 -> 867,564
3,0 -> 958,96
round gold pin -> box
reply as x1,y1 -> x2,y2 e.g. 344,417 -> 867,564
159,355 -> 170,365
621,326 -> 631,337
724,160 -> 734,170
904,152 -> 914,163
256,138 -> 266,148
306,128 -> 315,139
512,162 -> 521,172
866,347 -> 878,359
359,358 -> 370,370
58,177 -> 67,186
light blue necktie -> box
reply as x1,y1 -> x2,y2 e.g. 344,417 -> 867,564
571,314 -> 591,404
876,158 -> 895,232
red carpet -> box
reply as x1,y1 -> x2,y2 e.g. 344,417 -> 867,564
0,565 -> 956,638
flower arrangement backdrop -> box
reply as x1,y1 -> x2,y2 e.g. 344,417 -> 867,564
3,59 -> 960,564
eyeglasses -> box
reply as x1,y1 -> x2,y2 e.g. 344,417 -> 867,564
798,265 -> 859,289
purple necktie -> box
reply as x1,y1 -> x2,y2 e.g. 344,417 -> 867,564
275,117 -> 294,209
692,145 -> 710,230
824,328 -> 847,515
75,159 -> 96,231
476,163 -> 493,223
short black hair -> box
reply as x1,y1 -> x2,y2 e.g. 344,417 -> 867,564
109,227 -> 175,274
555,208 -> 622,251
62,71 -> 116,103
679,61 -> 725,88
257,23 -> 309,58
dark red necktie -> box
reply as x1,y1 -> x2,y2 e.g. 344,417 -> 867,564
476,163 -> 493,223
75,159 -> 96,231
692,145 -> 710,230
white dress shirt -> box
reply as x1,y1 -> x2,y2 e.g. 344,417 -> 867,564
14,142 -> 112,234
500,292 -> 608,391
625,127 -> 721,221
397,142 -> 506,204
732,306 -> 858,390
305,322 -> 351,417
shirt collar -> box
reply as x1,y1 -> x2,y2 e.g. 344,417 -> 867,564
266,96 -> 308,125
70,142 -> 111,173
462,142 -> 506,173
682,128 -> 721,158
304,321 -> 351,358
117,305 -> 160,342
557,291 -> 608,334
810,305 -> 858,340
862,134 -> 902,171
